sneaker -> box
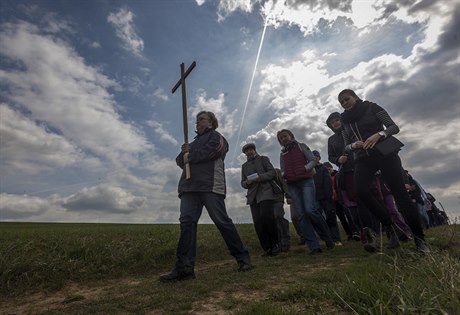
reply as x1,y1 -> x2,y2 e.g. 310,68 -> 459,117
159,269 -> 195,282
415,237 -> 430,254
334,241 -> 343,246
309,248 -> 322,255
352,232 -> 361,242
362,227 -> 378,253
237,260 -> 253,272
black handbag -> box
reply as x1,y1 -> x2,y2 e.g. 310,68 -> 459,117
374,136 -> 404,157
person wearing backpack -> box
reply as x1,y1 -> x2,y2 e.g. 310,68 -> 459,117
241,143 -> 280,256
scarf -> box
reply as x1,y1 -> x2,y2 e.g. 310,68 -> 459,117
340,99 -> 368,124
282,140 -> 297,153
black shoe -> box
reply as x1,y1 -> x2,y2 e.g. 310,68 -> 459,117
363,227 -> 378,253
237,260 -> 253,272
326,240 -> 335,250
271,244 -> 281,256
297,238 -> 306,245
309,248 -> 322,255
281,245 -> 290,252
159,269 -> 195,282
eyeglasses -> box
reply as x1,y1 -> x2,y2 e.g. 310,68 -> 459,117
196,117 -> 209,124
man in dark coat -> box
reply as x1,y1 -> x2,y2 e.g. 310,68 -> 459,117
241,143 -> 280,256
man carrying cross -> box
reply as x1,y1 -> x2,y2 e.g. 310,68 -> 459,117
159,111 -> 253,282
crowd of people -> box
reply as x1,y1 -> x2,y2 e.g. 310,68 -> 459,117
159,89 -> 450,282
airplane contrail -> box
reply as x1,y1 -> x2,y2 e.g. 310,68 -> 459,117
232,15 -> 270,164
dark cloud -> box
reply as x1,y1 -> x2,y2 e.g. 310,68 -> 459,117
428,6 -> 460,57
408,0 -> 439,14
367,7 -> 460,123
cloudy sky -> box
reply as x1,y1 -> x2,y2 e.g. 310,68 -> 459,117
1,0 -> 459,224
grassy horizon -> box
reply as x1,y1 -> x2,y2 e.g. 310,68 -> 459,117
1,222 -> 459,314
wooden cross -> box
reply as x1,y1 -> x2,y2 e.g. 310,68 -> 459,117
172,61 -> 196,179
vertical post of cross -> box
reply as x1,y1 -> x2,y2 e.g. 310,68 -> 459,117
172,61 -> 196,179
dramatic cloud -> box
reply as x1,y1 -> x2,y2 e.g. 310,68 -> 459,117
0,21 -> 150,169
1,1 -> 458,223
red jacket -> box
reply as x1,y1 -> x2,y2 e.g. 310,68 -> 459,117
281,143 -> 315,183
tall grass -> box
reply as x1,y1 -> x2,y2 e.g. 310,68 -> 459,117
1,222 -> 459,314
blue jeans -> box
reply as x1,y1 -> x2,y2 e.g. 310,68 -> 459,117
288,179 -> 332,250
175,192 -> 250,271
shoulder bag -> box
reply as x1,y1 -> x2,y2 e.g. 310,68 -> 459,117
374,136 -> 404,157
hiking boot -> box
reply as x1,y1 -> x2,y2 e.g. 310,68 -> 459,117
362,227 -> 378,253
237,260 -> 253,272
386,225 -> 401,249
415,237 -> 430,254
159,269 -> 195,282
309,248 -> 322,255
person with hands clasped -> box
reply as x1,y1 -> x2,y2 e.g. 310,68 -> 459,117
339,89 -> 428,253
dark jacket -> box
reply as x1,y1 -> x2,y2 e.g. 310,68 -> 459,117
327,132 -> 355,172
176,128 -> 227,196
313,163 -> 333,201
341,100 -> 400,162
274,168 -> 291,203
241,155 -> 276,205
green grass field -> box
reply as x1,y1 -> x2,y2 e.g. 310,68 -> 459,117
1,222 -> 459,314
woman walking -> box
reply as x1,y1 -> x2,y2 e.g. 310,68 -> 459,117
338,89 -> 428,253
277,129 -> 334,255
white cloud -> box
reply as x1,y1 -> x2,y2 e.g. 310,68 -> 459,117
216,0 -> 256,22
146,120 -> 179,145
0,21 -> 150,169
107,8 -> 144,57
63,185 -> 146,214
153,87 -> 169,102
191,90 -> 239,137
0,193 -> 66,221
0,104 -> 85,175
